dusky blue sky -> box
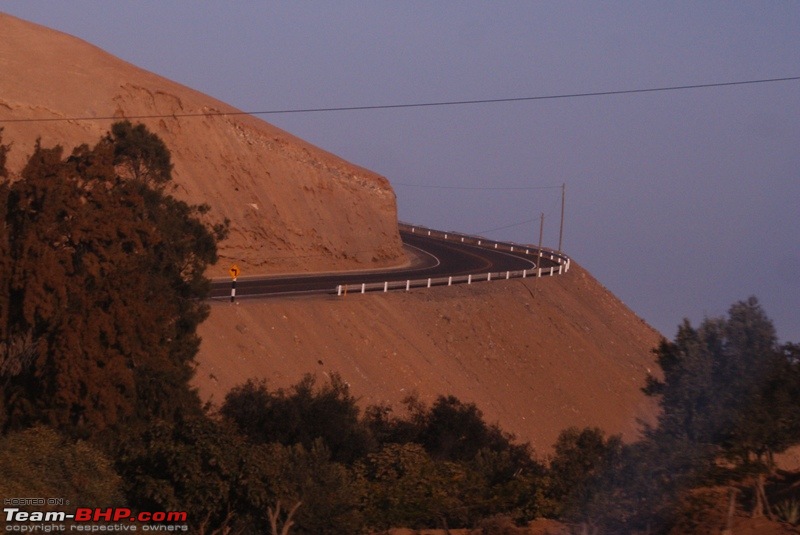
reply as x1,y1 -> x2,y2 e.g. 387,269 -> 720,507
3,2 -> 798,342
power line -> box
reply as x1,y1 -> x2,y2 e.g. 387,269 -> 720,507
393,182 -> 562,191
476,218 -> 540,235
1,76 -> 798,124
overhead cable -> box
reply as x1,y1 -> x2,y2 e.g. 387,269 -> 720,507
393,182 -> 562,191
1,76 -> 798,124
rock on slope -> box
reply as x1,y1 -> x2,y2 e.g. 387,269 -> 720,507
195,263 -> 663,453
0,12 -> 404,274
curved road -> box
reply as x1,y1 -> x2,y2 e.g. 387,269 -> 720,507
209,230 -> 558,299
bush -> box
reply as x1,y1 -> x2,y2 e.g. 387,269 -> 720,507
221,373 -> 374,464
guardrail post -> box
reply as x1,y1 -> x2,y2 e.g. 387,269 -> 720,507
337,285 -> 342,296
506,271 -> 510,279
361,283 -> 366,293
468,274 -> 472,284
558,264 -> 563,275
522,270 -> 527,278
444,233 -> 447,239
487,272 -> 491,281
427,278 -> 432,288
406,280 -> 410,291
384,281 -> 388,292
448,276 -> 452,286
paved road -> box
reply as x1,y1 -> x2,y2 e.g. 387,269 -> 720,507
209,230 -> 556,299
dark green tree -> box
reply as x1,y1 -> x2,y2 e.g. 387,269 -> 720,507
643,297 -> 788,466
728,340 -> 800,469
109,120 -> 173,187
0,426 -> 124,507
255,440 -> 364,535
546,427 -> 623,519
362,394 -> 545,527
583,297 -> 800,529
118,416 -> 272,534
0,125 -> 223,441
356,442 -> 467,530
221,373 -> 374,464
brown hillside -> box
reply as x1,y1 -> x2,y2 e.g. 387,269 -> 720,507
195,263 -> 662,453
2,13 -> 663,453
0,12 -> 404,274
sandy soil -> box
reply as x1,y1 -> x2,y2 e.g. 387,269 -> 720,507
195,262 -> 663,453
0,12 -> 405,274
0,15 -> 663,452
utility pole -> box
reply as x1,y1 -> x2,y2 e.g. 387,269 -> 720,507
558,183 -> 565,253
537,212 -> 544,272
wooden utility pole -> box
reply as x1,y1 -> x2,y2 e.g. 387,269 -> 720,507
558,183 -> 565,253
538,212 -> 544,272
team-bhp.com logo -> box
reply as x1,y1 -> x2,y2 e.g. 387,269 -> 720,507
4,501 -> 189,532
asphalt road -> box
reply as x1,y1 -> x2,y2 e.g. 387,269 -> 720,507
209,230 -> 557,299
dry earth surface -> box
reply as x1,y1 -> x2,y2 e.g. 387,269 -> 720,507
0,12 -> 404,274
0,11 -> 667,453
195,263 -> 662,453
11,12 -> 794,532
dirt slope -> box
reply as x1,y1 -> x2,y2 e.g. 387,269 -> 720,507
195,263 -> 663,453
0,12 -> 404,274
1,12 -> 664,453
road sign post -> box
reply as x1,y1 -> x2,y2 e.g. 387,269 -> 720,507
229,264 -> 240,303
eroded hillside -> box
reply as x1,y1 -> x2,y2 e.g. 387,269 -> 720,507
0,12 -> 404,274
195,263 -> 662,453
1,12 -> 663,453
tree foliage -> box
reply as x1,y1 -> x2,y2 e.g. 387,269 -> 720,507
643,297 -> 798,468
0,425 -> 123,507
6,125 -> 798,533
357,442 -> 466,529
118,416 -> 276,534
220,373 -> 374,464
110,120 -> 173,187
546,427 -> 623,519
572,297 -> 800,532
0,125 -> 222,440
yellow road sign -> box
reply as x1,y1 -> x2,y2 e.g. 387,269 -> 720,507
229,264 -> 240,279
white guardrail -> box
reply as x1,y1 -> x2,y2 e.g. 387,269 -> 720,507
335,223 -> 571,296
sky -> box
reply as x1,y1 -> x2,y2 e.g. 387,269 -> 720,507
3,2 -> 798,343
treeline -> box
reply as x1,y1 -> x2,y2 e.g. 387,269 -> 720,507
0,125 -> 798,534
553,298 -> 800,532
